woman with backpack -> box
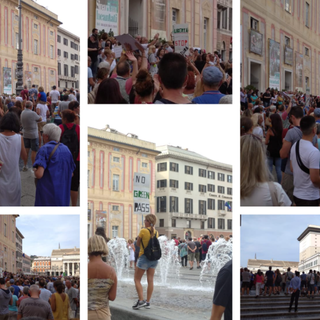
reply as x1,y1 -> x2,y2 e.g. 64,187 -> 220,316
59,109 -> 80,206
133,214 -> 160,310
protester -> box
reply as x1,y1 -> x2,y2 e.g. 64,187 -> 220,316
50,280 -> 69,320
88,235 -> 117,320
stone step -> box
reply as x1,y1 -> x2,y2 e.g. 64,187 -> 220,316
241,304 -> 320,312
241,309 -> 320,319
241,299 -> 320,306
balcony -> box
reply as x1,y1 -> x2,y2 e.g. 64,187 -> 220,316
170,212 -> 207,220
218,210 -> 227,216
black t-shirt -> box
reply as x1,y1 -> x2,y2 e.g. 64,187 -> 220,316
88,38 -> 99,62
266,270 -> 274,280
247,93 -> 252,103
263,92 -> 271,103
213,260 -> 232,320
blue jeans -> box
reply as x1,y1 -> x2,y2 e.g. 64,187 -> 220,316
267,156 -> 282,184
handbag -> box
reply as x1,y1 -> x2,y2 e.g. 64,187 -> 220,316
34,143 -> 60,186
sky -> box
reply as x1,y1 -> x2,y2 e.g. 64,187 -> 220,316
240,215 -> 320,267
88,106 -> 233,166
32,0 -> 79,36
16,215 -> 80,257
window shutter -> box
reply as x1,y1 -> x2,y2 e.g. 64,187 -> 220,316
191,199 -> 193,213
176,198 -> 178,212
177,163 -> 179,172
170,196 -> 172,212
164,196 -> 166,212
164,180 -> 167,187
191,167 -> 193,175
177,181 -> 179,189
185,182 -> 187,190
157,163 -> 160,172
198,185 -> 201,192
185,166 -> 187,173
157,180 -> 159,188
157,197 -> 160,213
204,186 -> 206,193
191,183 -> 193,191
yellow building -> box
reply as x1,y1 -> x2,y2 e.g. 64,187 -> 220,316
0,215 -> 18,273
0,0 -> 61,94
241,0 -> 320,94
88,0 -> 227,54
88,125 -> 160,240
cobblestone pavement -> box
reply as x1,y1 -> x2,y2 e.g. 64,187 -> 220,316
116,265 -> 214,318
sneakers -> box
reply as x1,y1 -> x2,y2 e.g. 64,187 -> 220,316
22,166 -> 28,172
145,302 -> 150,309
132,300 -> 147,310
197,266 -> 201,269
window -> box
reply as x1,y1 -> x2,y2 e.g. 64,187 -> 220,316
170,180 -> 179,188
172,8 -> 178,24
199,169 -> 206,177
58,49 -> 61,56
170,196 -> 178,212
157,180 -> 167,188
199,200 -> 206,215
227,175 -> 232,183
15,33 -> 19,49
64,51 -> 68,58
75,66 -> 79,74
50,45 -> 54,59
141,153 -> 148,157
186,220 -> 191,228
185,166 -> 193,175
208,199 -> 215,210
63,38 -> 68,45
199,185 -> 206,193
71,54 -> 74,60
185,182 -> 193,191
285,0 -> 291,12
208,218 -> 215,229
58,63 -> 61,76
218,200 -> 224,210
71,41 -> 74,48
208,184 -> 215,192
50,31 -> 53,36
113,147 -> 120,152
218,173 -> 225,181
113,157 -> 120,162
251,17 -> 259,30
113,174 -> 119,191
227,201 -> 232,212
157,162 -> 167,172
218,186 -> 225,194
229,8 -> 232,31
305,2 -> 310,27
227,219 -> 232,230
157,197 -> 167,212
208,171 -> 215,179
34,67 -> 38,72
201,221 -> 205,229
204,18 -> 208,50
4,223 -> 6,237
160,219 -> 164,227
12,231 -> 14,242
57,35 -> 61,43
221,8 -> 228,29
185,198 -> 193,213
112,226 -> 118,238
170,162 -> 179,172
34,23 -> 38,29
64,65 -> 68,76
285,36 -> 290,46
227,187 -> 232,195
218,218 -> 225,229
142,162 -> 148,168
74,54 -> 79,61
111,205 -> 119,212
172,219 -> 176,227
33,39 -> 38,54
305,47 -> 309,56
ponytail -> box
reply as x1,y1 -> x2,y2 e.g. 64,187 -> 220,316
145,214 -> 157,237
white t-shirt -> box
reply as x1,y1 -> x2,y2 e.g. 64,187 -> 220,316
16,96 -> 23,101
241,182 -> 292,206
49,90 -> 60,103
141,43 -> 149,56
290,139 -> 320,200
252,126 -> 263,139
36,104 -> 49,123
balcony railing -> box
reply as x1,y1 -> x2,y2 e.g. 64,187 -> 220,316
170,212 -> 207,220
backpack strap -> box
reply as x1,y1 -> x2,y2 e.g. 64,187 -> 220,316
141,228 -> 152,250
63,124 -> 68,131
295,140 -> 310,174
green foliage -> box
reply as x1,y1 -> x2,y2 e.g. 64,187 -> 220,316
245,85 -> 256,92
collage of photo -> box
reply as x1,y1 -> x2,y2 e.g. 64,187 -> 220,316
1,0 -> 320,319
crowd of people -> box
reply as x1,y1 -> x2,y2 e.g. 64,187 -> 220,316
0,85 -> 80,206
88,220 -> 232,320
0,273 -> 80,319
88,29 -> 232,104
240,88 -> 320,206
241,266 -> 320,312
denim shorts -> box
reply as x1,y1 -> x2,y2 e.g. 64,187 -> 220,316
136,254 -> 158,270
23,137 -> 39,152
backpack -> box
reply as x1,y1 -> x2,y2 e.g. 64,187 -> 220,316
141,229 -> 161,261
202,241 -> 208,252
61,124 -> 79,162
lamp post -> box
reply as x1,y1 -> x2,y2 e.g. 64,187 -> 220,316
16,0 -> 23,95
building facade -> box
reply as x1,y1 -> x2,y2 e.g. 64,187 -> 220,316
22,254 -> 31,274
298,225 -> 320,273
15,228 -> 24,274
247,258 -> 298,273
88,125 -> 160,240
0,0 -> 61,94
50,247 -> 80,276
88,0 -> 231,55
57,27 -> 80,91
217,0 -> 232,61
241,0 -> 320,94
155,146 -> 232,239
32,257 -> 51,275
0,215 -> 17,273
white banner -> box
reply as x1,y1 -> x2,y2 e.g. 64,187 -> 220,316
173,24 -> 189,54
96,0 -> 119,35
133,173 -> 150,214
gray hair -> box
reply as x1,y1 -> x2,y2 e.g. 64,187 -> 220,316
29,284 -> 40,292
25,101 -> 33,109
43,123 -> 61,142
9,286 -> 14,293
23,287 -> 30,294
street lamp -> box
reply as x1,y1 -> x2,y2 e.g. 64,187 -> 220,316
16,0 -> 23,95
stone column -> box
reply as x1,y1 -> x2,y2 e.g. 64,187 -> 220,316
63,263 -> 65,274
72,263 -> 74,276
